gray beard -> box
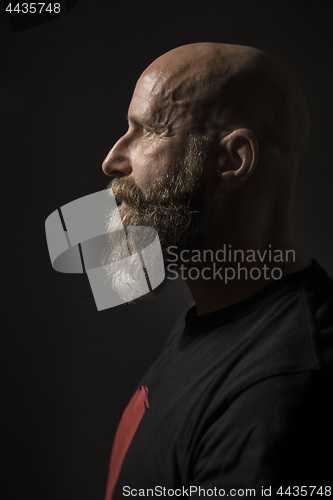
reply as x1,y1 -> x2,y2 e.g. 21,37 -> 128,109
103,135 -> 209,302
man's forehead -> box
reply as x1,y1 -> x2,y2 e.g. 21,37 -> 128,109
131,71 -> 167,106
138,70 -> 171,96
127,42 -> 262,119
128,48 -> 231,133
128,68 -> 190,131
127,43 -> 255,132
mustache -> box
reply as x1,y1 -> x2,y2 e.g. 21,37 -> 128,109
108,168 -> 205,212
108,177 -> 148,208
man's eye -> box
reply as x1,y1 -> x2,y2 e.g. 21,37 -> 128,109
141,126 -> 151,135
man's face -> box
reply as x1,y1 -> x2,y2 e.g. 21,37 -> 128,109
106,135 -> 209,258
102,69 -> 210,301
102,137 -> 209,302
102,70 -> 194,191
103,69 -> 211,256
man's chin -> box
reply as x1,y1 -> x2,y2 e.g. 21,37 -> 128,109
117,205 -> 145,227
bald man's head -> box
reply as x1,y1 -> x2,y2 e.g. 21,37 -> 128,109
103,42 -> 310,268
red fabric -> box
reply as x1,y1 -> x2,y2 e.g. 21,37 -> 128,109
105,386 -> 149,500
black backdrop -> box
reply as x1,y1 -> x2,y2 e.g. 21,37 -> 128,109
1,1 -> 332,499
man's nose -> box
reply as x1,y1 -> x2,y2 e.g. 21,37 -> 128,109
102,134 -> 132,177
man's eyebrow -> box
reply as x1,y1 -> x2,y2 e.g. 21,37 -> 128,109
126,113 -> 148,127
127,113 -> 168,132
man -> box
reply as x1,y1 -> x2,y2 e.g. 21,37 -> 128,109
102,43 -> 333,499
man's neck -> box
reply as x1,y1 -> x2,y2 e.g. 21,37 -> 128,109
174,240 -> 312,316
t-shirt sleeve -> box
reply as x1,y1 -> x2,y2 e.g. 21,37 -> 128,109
190,371 -> 333,497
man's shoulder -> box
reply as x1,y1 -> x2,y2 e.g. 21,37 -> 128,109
223,261 -> 333,394
139,261 -> 333,412
173,261 -> 333,402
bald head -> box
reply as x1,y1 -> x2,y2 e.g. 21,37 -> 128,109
138,42 -> 309,164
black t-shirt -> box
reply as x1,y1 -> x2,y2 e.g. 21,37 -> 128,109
108,261 -> 333,499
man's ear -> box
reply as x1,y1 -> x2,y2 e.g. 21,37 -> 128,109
216,128 -> 259,192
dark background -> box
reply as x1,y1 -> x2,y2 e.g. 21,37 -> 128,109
1,1 -> 332,499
